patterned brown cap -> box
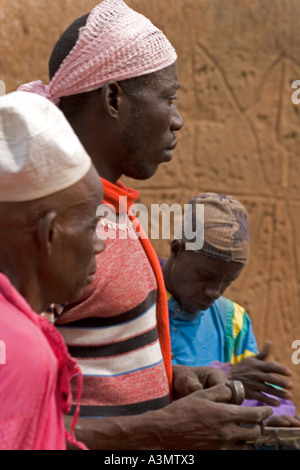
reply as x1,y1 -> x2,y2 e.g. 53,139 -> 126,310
182,193 -> 250,263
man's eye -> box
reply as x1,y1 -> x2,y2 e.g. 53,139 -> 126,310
91,217 -> 102,230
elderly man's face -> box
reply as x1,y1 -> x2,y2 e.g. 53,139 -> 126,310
168,248 -> 244,314
48,167 -> 105,305
119,62 -> 183,180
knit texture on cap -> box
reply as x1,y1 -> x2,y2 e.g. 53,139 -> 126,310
182,193 -> 250,263
0,91 -> 92,202
18,0 -> 177,104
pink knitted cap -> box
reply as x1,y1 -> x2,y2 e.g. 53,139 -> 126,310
18,0 -> 177,104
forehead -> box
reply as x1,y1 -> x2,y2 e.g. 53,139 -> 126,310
182,250 -> 244,279
142,62 -> 179,94
154,62 -> 178,82
64,167 -> 103,217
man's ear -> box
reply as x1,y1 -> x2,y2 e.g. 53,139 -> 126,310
36,212 -> 58,256
101,80 -> 126,118
170,239 -> 186,259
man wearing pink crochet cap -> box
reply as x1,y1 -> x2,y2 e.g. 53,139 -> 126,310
19,0 -> 273,449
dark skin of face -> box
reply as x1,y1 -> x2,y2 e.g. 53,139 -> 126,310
0,166 -> 105,313
67,63 -> 183,184
162,239 -> 244,314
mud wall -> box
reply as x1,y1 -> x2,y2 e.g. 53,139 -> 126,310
1,0 -> 300,410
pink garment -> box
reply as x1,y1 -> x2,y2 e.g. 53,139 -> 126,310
0,273 -> 87,450
18,0 -> 177,105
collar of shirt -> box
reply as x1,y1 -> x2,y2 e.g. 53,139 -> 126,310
167,292 -> 205,322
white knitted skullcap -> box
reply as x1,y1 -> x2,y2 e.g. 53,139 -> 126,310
0,91 -> 92,202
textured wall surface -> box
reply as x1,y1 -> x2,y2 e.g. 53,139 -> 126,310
1,0 -> 300,410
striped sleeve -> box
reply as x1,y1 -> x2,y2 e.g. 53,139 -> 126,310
57,290 -> 170,418
224,299 -> 258,364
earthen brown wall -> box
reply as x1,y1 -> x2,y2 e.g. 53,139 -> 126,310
1,0 -> 300,410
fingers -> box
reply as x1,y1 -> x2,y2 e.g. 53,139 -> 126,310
257,360 -> 293,378
250,378 -> 293,398
217,405 -> 273,446
232,424 -> 264,445
288,416 -> 300,427
265,375 -> 293,393
192,384 -> 232,403
205,367 -> 229,387
233,404 -> 273,424
244,356 -> 293,378
244,377 -> 293,405
262,382 -> 292,398
172,399 -> 273,449
241,364 -> 293,401
267,415 -> 300,427
255,340 -> 273,360
183,376 -> 204,394
175,366 -> 228,396
172,365 -> 205,399
245,389 -> 281,406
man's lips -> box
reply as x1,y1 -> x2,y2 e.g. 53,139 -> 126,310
86,269 -> 97,284
162,140 -> 178,162
166,139 -> 178,151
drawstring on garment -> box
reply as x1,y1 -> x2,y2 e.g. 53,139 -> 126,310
65,365 -> 89,451
39,315 -> 89,450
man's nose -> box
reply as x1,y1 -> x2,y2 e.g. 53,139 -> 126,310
94,234 -> 106,255
171,106 -> 184,131
204,286 -> 222,301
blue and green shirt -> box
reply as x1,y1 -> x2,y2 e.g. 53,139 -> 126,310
168,294 -> 258,367
168,293 -> 296,416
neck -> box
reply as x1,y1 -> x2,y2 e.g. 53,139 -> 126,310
1,267 -> 45,313
70,120 -> 122,185
92,156 -> 121,184
0,247 -> 45,314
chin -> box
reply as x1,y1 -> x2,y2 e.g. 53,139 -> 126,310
182,302 -> 203,314
125,164 -> 158,181
66,285 -> 85,305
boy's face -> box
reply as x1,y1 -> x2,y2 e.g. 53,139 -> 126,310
168,246 -> 244,314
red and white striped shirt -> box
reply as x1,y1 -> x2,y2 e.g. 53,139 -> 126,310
56,178 -> 172,418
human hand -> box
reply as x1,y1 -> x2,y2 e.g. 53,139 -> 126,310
230,341 -> 293,406
172,364 -> 229,399
160,388 -> 273,450
65,385 -> 272,450
266,414 -> 300,428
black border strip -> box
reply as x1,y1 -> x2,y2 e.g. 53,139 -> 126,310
68,327 -> 158,358
69,394 -> 170,417
59,289 -> 157,328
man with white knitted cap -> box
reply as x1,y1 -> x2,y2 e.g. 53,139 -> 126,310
19,1 -> 272,450
0,91 -> 105,450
